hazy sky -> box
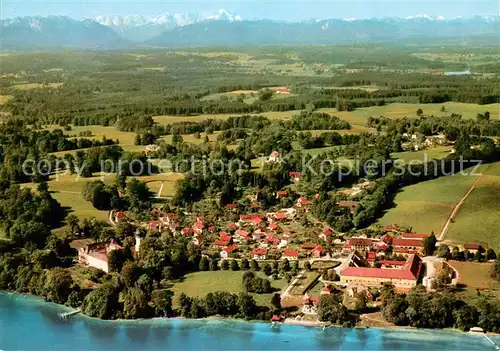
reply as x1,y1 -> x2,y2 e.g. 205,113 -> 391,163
2,0 -> 499,20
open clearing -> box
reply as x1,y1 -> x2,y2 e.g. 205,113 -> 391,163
12,82 -> 63,90
153,110 -> 302,125
0,95 -> 10,105
170,270 -> 287,308
391,146 -> 453,164
445,173 -> 500,250
448,261 -> 500,300
20,173 -> 114,221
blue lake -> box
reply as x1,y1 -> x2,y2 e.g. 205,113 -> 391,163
1,292 -> 499,350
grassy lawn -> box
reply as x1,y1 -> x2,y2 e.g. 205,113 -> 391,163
170,270 -> 288,308
21,172 -> 115,221
391,146 -> 453,164
0,95 -> 11,105
445,174 -> 500,250
448,261 -> 500,301
289,271 -> 321,296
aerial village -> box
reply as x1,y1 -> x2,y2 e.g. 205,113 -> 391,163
73,152 -> 471,324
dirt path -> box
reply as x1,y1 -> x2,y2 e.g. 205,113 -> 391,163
156,182 -> 164,198
438,173 -> 484,241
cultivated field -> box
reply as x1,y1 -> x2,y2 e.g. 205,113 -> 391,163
12,82 -> 63,90
445,173 -> 500,250
377,170 -> 482,234
170,270 -> 288,308
318,102 -> 500,130
378,162 -> 500,249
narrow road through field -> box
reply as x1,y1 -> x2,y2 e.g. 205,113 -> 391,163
438,173 -> 484,241
156,182 -> 164,198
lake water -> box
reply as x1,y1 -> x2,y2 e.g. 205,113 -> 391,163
1,292 -> 499,350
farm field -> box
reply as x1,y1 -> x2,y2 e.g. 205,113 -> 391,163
12,82 -> 63,90
377,169 -> 482,234
318,102 -> 500,129
170,270 -> 288,308
153,110 -> 302,125
445,173 -> 500,250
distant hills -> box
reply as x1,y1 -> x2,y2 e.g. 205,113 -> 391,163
1,12 -> 499,50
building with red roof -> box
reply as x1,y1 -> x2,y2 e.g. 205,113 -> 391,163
319,228 -> 334,241
366,251 -> 376,262
340,254 -> 422,290
252,247 -> 268,260
312,245 -> 323,258
148,220 -> 160,231
227,223 -> 238,230
336,201 -> 359,214
115,211 -> 127,222
393,238 -> 424,255
342,237 -> 373,253
239,214 -> 264,226
296,197 -> 311,207
379,260 -> 407,268
220,244 -> 238,259
226,203 -> 238,209
402,233 -> 428,239
276,191 -> 288,198
282,249 -> 299,260
463,243 -> 482,253
384,225 -> 398,232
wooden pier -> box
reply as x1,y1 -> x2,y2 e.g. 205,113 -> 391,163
59,308 -> 81,319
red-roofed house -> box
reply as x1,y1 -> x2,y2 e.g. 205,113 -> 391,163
289,171 -> 302,183
252,247 -> 268,260
181,227 -> 192,235
384,225 -> 398,232
319,228 -> 334,241
226,203 -> 238,209
192,221 -> 205,234
312,245 -> 323,258
115,211 -> 127,222
227,223 -> 238,231
220,244 -> 238,259
393,238 -> 424,255
340,254 -> 422,290
268,151 -> 281,163
215,239 -> 231,247
343,238 -> 373,253
276,191 -> 288,198
296,197 -> 311,207
276,88 -> 290,95
366,251 -> 376,263
268,223 -> 280,231
402,233 -> 428,239
208,225 -> 216,233
282,249 -> 299,260
239,214 -> 264,226
148,220 -> 160,231
463,243 -> 482,253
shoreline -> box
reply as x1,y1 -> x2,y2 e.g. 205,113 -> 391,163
1,290 -> 499,337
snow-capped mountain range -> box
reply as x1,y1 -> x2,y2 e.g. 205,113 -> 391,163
1,11 -> 498,49
90,9 -> 241,41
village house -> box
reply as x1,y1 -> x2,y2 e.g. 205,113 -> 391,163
336,201 -> 360,214
392,238 -> 424,255
115,211 -> 128,223
239,214 -> 264,226
282,249 -> 299,260
268,151 -> 282,163
144,144 -> 160,155
302,294 -> 319,314
296,197 -> 311,208
463,243 -> 482,253
252,247 -> 268,260
340,254 -> 422,290
276,190 -> 288,199
342,238 -> 373,253
311,245 -> 323,258
319,228 -> 334,241
275,87 -> 290,95
220,244 -> 238,259
289,171 -> 302,183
